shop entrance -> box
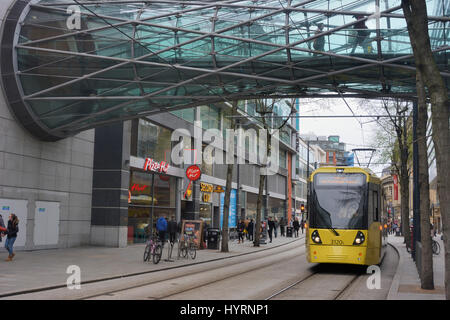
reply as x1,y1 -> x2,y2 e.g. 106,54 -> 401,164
199,203 -> 212,227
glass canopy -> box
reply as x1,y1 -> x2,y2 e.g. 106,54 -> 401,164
1,0 -> 449,140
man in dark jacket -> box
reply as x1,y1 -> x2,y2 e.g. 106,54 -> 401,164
247,219 -> 254,241
267,217 -> 275,243
168,216 -> 178,244
293,218 -> 300,237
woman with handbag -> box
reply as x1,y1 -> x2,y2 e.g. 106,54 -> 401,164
5,214 -> 19,261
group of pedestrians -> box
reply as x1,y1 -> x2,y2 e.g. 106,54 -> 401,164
154,215 -> 178,246
237,219 -> 254,243
266,216 -> 305,243
0,213 -> 19,262
312,15 -> 372,55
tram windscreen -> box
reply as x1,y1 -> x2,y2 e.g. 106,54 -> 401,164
310,173 -> 367,229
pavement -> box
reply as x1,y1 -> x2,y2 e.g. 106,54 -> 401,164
0,231 -> 446,299
387,233 -> 446,300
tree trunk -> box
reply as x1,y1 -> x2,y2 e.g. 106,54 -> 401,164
254,128 -> 272,247
221,102 -> 238,252
416,72 -> 434,289
398,126 -> 411,247
402,0 -> 450,299
400,171 -> 410,246
253,173 -> 266,247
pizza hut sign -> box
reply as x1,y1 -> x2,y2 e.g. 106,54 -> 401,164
143,158 -> 169,173
186,165 -> 201,181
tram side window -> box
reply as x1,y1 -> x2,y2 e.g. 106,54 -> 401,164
373,191 -> 379,222
368,190 -> 374,222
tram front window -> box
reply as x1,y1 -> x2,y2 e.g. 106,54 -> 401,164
310,173 -> 367,229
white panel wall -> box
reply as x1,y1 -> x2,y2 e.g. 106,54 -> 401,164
34,201 -> 60,245
0,198 -> 28,247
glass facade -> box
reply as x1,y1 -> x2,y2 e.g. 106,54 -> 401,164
268,197 -> 286,221
200,105 -> 221,131
246,192 -> 258,221
170,108 -> 195,123
128,171 -> 176,244
137,119 -> 172,163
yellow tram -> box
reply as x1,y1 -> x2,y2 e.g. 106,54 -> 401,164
305,167 -> 387,265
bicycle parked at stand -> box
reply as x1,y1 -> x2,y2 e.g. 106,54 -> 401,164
143,234 -> 163,264
406,236 -> 440,255
177,233 -> 197,260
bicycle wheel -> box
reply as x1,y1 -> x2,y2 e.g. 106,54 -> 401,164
143,243 -> 151,262
153,244 -> 162,264
181,243 -> 188,258
432,240 -> 440,255
188,244 -> 196,259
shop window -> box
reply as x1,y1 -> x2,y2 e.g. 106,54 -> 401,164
128,170 -> 176,244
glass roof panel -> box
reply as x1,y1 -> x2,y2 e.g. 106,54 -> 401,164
3,0 -> 448,140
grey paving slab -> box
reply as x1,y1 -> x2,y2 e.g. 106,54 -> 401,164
387,234 -> 445,300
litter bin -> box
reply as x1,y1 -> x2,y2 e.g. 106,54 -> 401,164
207,228 -> 220,250
286,227 -> 293,237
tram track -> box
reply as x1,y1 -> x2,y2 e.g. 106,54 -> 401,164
265,266 -> 364,300
3,238 -> 304,300
84,245 -> 307,300
4,239 -> 397,300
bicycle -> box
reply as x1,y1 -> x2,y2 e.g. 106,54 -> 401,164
406,237 -> 440,255
178,233 -> 197,260
143,235 -> 163,264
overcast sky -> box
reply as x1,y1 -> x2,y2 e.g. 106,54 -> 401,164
297,97 -> 388,176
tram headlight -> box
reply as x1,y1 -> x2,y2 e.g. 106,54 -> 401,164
311,230 -> 322,244
353,231 -> 365,245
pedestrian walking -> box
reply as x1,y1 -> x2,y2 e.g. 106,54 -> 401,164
267,217 -> 275,243
293,217 -> 300,237
156,215 -> 167,245
237,219 -> 245,243
247,219 -> 254,241
312,23 -> 325,55
300,219 -> 305,234
349,15 -> 372,54
279,217 -> 287,237
4,214 -> 19,261
274,217 -> 279,238
168,215 -> 178,244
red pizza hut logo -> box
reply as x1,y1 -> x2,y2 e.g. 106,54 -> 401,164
131,184 -> 148,191
186,165 -> 201,181
143,158 -> 169,173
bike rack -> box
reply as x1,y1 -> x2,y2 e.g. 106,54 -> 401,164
164,240 -> 175,262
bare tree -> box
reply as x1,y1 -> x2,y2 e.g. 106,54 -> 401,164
368,98 -> 413,247
402,0 -> 450,299
253,98 -> 295,247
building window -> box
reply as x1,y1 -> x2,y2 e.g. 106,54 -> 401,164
200,105 -> 221,131
137,119 -> 172,163
279,150 -> 287,169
